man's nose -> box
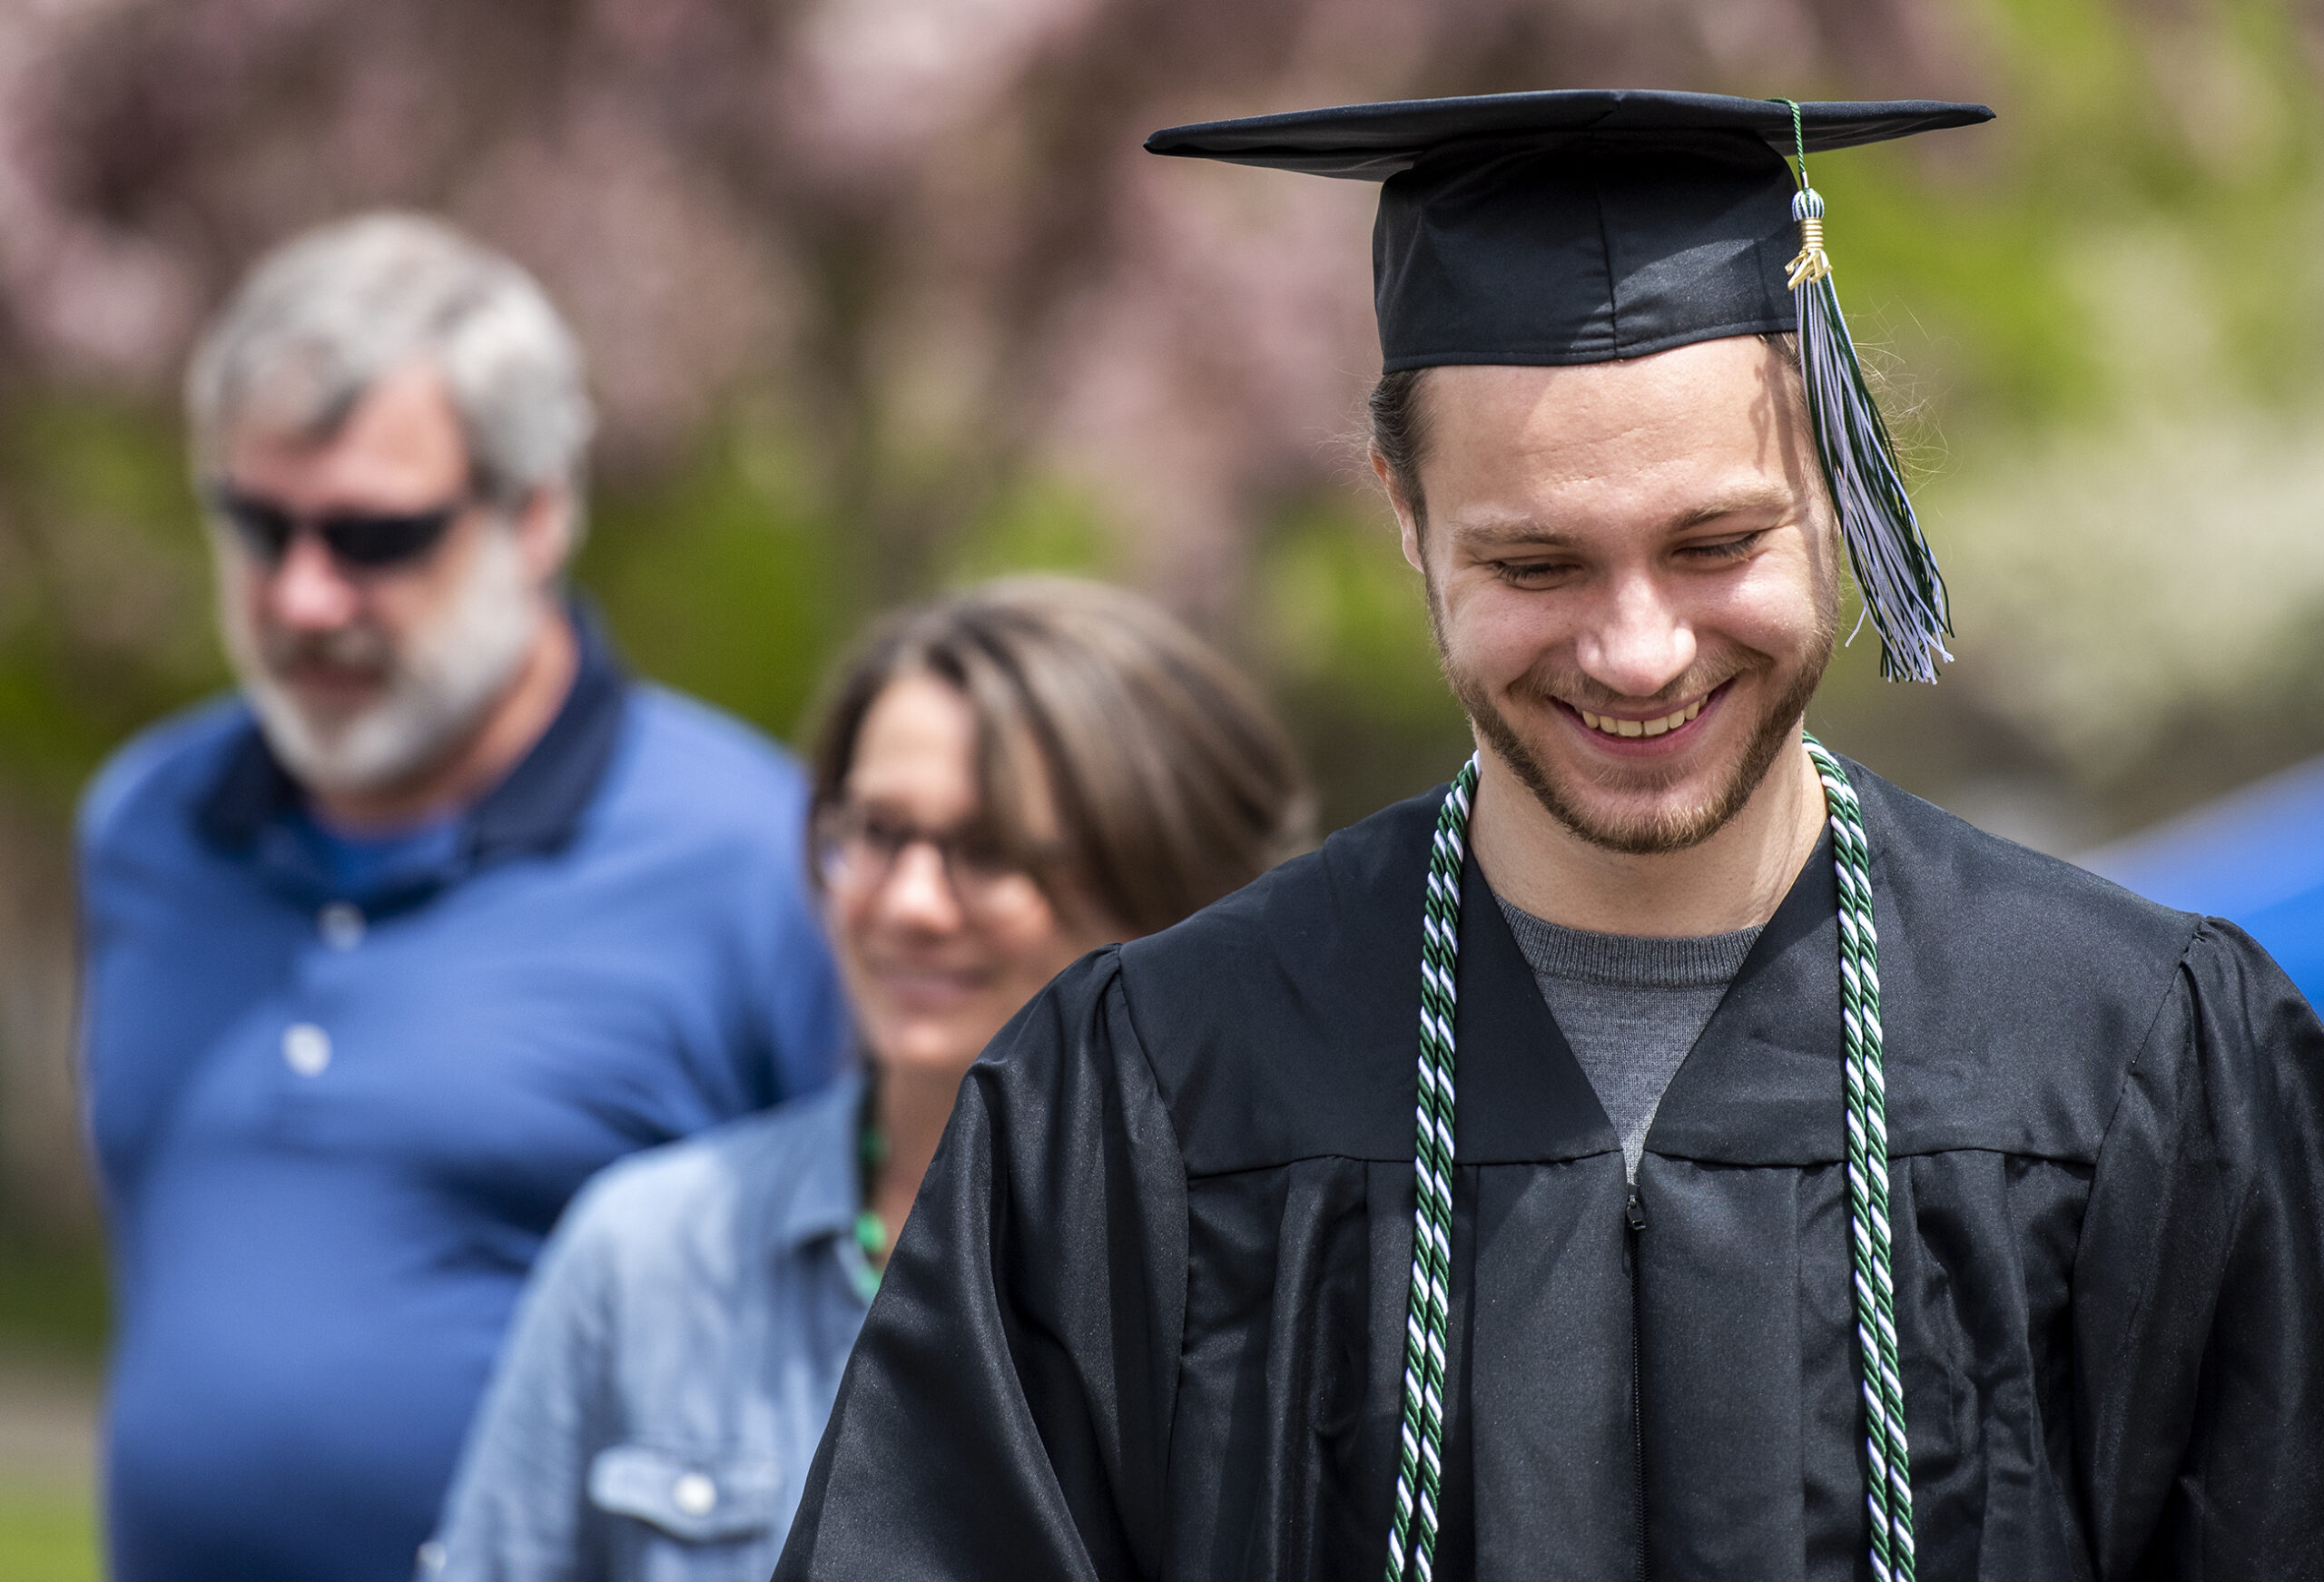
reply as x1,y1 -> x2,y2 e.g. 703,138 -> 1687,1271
263,533 -> 364,631
1573,572 -> 1697,700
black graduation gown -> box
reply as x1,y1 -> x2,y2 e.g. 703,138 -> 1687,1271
773,763 -> 2324,1581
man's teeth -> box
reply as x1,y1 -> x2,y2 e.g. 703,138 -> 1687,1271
1578,700 -> 1705,739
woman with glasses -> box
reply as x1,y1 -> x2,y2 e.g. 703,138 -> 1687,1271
426,575 -> 1311,1581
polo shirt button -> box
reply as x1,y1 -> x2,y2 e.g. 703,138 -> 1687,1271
318,902 -> 365,950
671,1471 -> 717,1517
282,1023 -> 331,1076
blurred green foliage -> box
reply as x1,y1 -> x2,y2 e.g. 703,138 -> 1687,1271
0,398 -> 223,810
0,1233 -> 107,1365
575,419 -> 852,742
0,1235 -> 103,1578
0,1492 -> 101,1582
948,476 -> 1119,588
1257,497 -> 1471,830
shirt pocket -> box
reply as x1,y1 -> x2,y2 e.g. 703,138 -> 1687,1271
586,1443 -> 783,1545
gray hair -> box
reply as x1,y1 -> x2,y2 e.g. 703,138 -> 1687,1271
186,212 -> 594,511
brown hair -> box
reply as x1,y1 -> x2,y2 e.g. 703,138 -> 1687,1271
1367,366 -> 1433,527
806,576 -> 1315,938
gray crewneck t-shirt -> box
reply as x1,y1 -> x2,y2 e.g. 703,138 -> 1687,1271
1495,898 -> 1761,1180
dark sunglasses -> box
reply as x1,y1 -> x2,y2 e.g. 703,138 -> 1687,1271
205,486 -> 468,571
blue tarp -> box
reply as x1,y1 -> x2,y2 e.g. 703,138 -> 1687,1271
2078,752 -> 2324,1003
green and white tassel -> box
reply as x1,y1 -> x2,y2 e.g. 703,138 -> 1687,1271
1777,101 -> 1952,684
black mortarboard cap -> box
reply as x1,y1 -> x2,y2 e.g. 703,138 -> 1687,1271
1145,90 -> 1991,372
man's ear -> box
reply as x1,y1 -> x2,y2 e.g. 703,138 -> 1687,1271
511,485 -> 575,583
1369,445 -> 1427,575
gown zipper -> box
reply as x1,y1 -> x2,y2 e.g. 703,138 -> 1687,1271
1626,1186 -> 1649,1582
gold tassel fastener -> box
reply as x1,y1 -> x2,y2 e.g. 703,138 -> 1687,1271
1786,209 -> 1830,290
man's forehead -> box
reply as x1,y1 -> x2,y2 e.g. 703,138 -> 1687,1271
229,361 -> 460,457
222,361 -> 470,505
1426,338 -> 1795,414
225,357 -> 448,447
1423,342 -> 1807,476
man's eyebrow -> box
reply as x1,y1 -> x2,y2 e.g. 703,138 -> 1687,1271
1446,488 -> 1798,548
1668,487 -> 1797,531
1443,516 -> 1581,549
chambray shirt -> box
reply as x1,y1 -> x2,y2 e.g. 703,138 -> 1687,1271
427,1068 -> 874,1582
78,615 -> 848,1582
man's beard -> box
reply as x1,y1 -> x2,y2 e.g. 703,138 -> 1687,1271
223,527 -> 544,798
1432,592 -> 1835,857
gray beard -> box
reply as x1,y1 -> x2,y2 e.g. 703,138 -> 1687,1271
1430,590 -> 1834,857
224,527 -> 543,798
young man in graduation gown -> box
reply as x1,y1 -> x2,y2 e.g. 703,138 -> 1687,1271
773,93 -> 2324,1582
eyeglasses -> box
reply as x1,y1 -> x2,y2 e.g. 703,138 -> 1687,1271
813,804 -> 1059,918
206,486 -> 468,571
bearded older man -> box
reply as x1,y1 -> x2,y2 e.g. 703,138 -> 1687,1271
75,214 -> 846,1582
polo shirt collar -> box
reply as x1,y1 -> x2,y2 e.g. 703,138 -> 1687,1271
195,600 -> 631,909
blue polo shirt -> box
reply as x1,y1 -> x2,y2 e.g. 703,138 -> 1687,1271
77,616 -> 847,1582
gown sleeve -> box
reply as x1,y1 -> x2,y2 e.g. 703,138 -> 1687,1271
773,949 -> 1188,1582
2073,919 -> 2324,1580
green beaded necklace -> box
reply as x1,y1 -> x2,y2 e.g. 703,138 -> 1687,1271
852,1095 -> 891,1306
1385,737 -> 1914,1582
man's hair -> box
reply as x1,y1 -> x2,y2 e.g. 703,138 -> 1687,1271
185,212 -> 594,512
1366,333 -> 1810,531
1367,367 -> 1434,526
806,576 -> 1315,938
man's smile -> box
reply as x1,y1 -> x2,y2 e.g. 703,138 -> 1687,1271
1545,679 -> 1733,752
1577,696 -> 1704,738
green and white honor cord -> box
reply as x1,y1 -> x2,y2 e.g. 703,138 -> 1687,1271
1385,737 -> 1915,1582
1812,735 -> 1917,1582
1387,755 -> 1472,1582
